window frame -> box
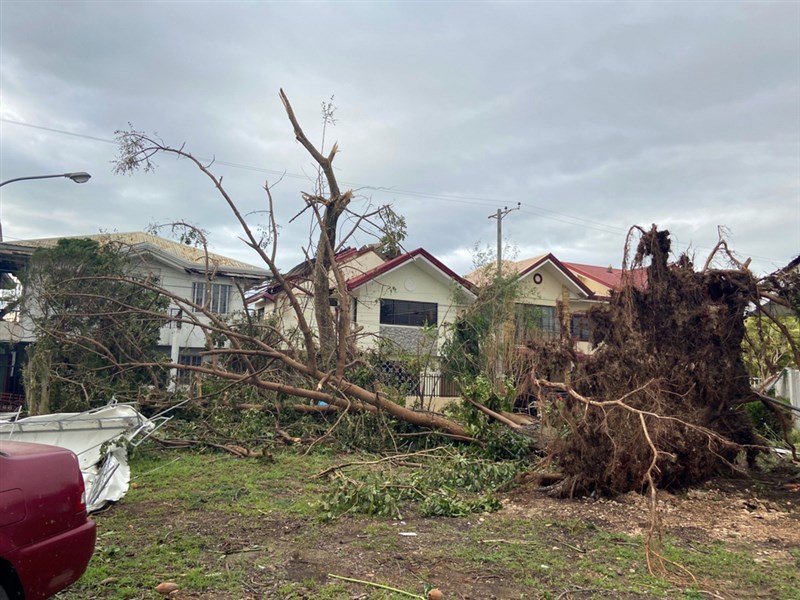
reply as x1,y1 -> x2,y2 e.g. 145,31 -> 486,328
379,299 -> 438,327
515,303 -> 559,341
192,281 -> 232,314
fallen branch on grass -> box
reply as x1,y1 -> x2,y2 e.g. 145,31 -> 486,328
275,428 -> 304,445
326,573 -> 425,599
153,436 -> 269,458
313,447 -> 450,479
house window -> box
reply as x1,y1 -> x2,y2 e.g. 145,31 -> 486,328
570,313 -> 591,342
192,282 -> 231,314
178,354 -> 202,367
166,307 -> 183,329
379,299 -> 437,327
515,304 -> 559,341
177,353 -> 202,384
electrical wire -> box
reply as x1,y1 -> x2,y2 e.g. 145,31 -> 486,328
0,117 -> 790,264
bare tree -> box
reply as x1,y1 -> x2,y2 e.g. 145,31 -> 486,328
111,90 -> 472,439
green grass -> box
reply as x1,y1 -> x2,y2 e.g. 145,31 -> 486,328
61,446 -> 800,600
128,449 -> 331,516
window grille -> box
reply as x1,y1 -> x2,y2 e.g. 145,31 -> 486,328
192,282 -> 231,314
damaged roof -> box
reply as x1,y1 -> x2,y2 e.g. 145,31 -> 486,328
5,232 -> 269,279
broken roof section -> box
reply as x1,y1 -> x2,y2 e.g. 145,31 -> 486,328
0,402 -> 164,512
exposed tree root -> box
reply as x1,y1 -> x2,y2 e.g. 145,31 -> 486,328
530,227 -> 763,498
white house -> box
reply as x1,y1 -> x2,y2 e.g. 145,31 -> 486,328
0,232 -> 268,400
248,246 -> 477,397
346,248 -> 477,356
249,245 -> 386,340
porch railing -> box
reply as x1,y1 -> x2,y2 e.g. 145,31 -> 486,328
0,392 -> 24,411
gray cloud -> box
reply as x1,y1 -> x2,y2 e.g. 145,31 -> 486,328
1,1 -> 797,278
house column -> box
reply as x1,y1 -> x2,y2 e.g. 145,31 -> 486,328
167,328 -> 180,391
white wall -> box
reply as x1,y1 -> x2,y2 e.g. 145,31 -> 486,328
352,259 -> 470,355
156,268 -> 254,351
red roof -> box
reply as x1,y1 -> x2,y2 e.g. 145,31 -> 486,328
346,248 -> 476,293
563,262 -> 648,292
247,246 -> 378,303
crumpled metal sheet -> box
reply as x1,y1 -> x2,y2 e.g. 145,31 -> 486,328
0,403 -> 160,512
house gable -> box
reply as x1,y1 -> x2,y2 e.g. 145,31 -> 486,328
248,246 -> 384,305
516,254 -> 594,302
345,248 -> 475,355
347,248 -> 476,299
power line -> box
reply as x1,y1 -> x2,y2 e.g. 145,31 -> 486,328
0,118 -> 118,145
0,117 -> 627,232
0,117 -> 790,264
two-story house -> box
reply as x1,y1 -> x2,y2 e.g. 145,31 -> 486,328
0,232 -> 268,403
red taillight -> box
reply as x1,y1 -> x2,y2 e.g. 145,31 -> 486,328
73,455 -> 87,513
77,474 -> 87,512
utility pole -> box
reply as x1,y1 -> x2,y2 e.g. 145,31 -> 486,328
488,203 -> 520,385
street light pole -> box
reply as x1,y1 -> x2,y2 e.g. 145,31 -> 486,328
0,172 -> 91,188
0,172 -> 91,241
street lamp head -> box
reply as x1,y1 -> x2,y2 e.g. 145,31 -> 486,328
65,172 -> 91,184
0,170 -> 92,242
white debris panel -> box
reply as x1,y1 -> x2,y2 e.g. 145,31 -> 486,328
0,403 -> 162,512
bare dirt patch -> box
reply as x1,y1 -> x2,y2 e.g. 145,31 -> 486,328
505,472 -> 800,563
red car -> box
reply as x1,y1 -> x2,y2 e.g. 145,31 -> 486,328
0,441 -> 96,599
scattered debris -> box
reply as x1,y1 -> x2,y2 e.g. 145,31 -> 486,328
0,402 -> 166,511
155,581 -> 180,595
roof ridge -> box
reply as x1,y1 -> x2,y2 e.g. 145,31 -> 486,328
9,231 -> 266,272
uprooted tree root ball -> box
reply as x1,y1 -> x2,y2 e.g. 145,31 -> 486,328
531,226 -> 767,498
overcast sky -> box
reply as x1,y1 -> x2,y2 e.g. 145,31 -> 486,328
1,1 -> 798,277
